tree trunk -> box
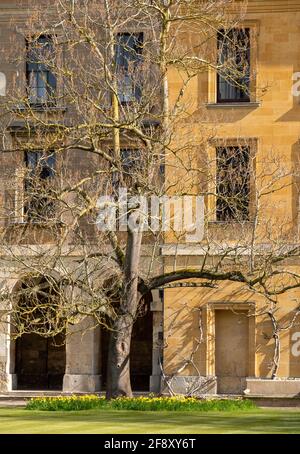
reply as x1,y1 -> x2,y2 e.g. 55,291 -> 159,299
106,312 -> 134,398
106,211 -> 143,399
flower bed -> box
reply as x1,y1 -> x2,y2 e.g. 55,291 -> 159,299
26,395 -> 257,412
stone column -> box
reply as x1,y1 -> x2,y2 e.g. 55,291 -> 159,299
150,289 -> 163,393
0,309 -> 17,392
63,317 -> 101,392
0,316 -> 8,392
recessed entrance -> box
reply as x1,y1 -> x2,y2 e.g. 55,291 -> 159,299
12,276 -> 66,390
215,310 -> 249,394
15,333 -> 65,390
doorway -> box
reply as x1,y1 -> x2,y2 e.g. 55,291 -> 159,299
215,310 -> 249,394
13,276 -> 66,390
15,332 -> 65,390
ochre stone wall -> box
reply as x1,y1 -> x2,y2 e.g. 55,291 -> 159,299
161,3 -> 300,392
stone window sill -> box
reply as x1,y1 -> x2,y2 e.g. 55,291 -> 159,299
12,104 -> 67,113
208,220 -> 254,225
205,102 -> 260,109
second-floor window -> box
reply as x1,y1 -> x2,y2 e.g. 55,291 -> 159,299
115,33 -> 143,104
26,35 -> 56,105
24,150 -> 56,221
217,28 -> 250,103
216,146 -> 250,221
112,148 -> 142,190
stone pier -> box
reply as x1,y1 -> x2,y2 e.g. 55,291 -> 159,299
63,317 -> 101,392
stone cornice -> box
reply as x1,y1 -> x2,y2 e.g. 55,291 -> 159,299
1,1 -> 300,20
160,243 -> 300,257
246,0 -> 300,13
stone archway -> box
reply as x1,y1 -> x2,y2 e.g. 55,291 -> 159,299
12,276 -> 66,390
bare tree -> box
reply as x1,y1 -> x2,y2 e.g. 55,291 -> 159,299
1,0 -> 300,399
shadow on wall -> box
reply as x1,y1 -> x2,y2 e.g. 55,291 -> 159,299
256,317 -> 277,377
256,310 -> 300,378
276,69 -> 300,122
190,104 -> 258,125
292,141 -> 300,232
163,300 -> 203,378
290,325 -> 300,378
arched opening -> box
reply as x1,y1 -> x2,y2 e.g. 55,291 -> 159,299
101,292 -> 153,391
13,277 -> 66,390
16,333 -> 65,390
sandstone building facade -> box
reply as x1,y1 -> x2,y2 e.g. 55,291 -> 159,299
1,0 -> 300,398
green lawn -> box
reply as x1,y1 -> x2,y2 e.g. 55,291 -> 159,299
0,407 -> 300,433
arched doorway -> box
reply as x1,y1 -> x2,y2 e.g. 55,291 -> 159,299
16,333 -> 65,390
13,277 -> 66,390
101,293 -> 153,391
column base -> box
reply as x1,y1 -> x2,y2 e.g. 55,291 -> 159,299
150,375 -> 161,393
4,373 -> 18,391
63,374 -> 101,393
161,375 -> 217,396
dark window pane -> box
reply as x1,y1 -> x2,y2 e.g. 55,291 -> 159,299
115,33 -> 143,104
25,151 -> 55,178
25,150 -> 41,169
111,148 -> 142,191
116,33 -> 143,69
26,35 -> 56,105
217,28 -> 250,103
216,146 -> 250,221
24,151 -> 56,221
121,148 -> 141,173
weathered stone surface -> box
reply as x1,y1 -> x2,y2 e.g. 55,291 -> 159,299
161,376 -> 217,396
63,318 -> 101,392
245,378 -> 300,397
149,375 -> 161,393
63,374 -> 101,393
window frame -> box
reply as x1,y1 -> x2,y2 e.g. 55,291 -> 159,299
215,145 -> 251,221
207,21 -> 259,105
23,149 -> 56,222
206,138 -> 257,223
114,32 -> 144,105
26,35 -> 57,107
216,28 -> 251,104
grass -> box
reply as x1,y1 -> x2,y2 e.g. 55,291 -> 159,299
25,395 -> 256,412
0,407 -> 300,433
